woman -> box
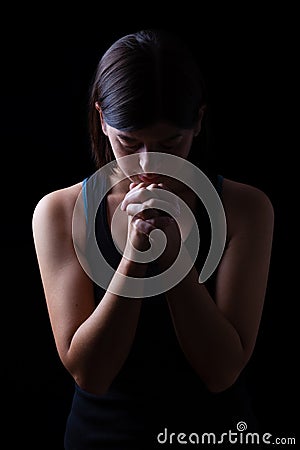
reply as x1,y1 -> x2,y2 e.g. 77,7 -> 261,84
32,29 -> 274,449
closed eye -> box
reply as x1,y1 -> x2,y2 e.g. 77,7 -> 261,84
117,134 -> 183,151
161,143 -> 175,150
160,136 -> 182,150
123,143 -> 140,152
118,138 -> 140,152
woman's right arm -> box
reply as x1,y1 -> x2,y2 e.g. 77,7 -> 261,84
32,187 -> 145,395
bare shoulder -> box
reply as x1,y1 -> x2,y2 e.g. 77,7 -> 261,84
222,178 -> 274,236
32,181 -> 84,237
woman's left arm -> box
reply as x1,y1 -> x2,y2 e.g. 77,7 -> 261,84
165,179 -> 274,393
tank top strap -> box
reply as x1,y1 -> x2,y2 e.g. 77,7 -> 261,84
82,171 -> 108,225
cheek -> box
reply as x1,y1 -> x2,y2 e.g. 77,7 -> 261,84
172,138 -> 193,159
109,138 -> 140,177
178,147 -> 191,159
115,155 -> 141,179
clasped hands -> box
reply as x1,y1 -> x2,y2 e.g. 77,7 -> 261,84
120,182 -> 181,270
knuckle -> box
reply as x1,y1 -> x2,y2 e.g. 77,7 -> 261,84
146,199 -> 156,208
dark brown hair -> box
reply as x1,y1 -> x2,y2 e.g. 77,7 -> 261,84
88,29 -> 208,169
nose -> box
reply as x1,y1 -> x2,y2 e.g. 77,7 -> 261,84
139,146 -> 160,174
139,146 -> 151,173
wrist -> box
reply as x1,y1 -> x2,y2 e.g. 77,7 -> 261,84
119,255 -> 149,278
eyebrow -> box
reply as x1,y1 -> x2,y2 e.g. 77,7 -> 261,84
117,133 -> 182,142
117,134 -> 138,142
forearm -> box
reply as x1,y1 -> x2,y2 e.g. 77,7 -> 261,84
66,257 -> 147,395
166,267 -> 245,392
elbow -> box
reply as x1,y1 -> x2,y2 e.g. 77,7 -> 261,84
64,359 -> 111,396
62,351 -> 112,396
204,370 -> 241,393
201,357 -> 248,393
203,346 -> 253,393
73,372 -> 111,396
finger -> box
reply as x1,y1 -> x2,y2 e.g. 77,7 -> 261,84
126,203 -> 161,218
129,182 -> 148,190
143,198 -> 180,218
121,184 -> 172,211
121,187 -> 154,211
129,182 -> 159,194
148,186 -> 181,217
132,217 -> 156,236
145,216 -> 176,229
157,183 -> 172,192
144,183 -> 159,191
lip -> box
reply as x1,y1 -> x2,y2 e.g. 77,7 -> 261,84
138,174 -> 160,183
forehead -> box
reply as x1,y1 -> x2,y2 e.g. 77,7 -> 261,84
107,122 -> 187,140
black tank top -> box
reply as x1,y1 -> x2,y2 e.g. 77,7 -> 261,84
64,172 -> 258,450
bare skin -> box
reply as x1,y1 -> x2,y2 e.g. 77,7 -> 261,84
32,121 -> 274,395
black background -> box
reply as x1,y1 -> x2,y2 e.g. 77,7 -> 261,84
2,4 -> 298,448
